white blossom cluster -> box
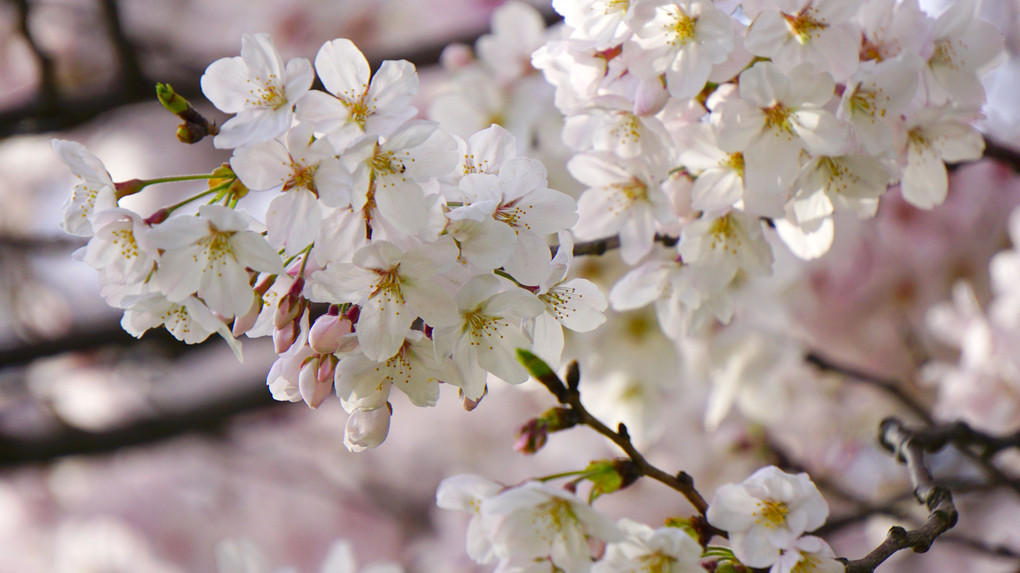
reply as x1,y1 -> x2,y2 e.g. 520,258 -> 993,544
438,465 -> 840,573
536,0 -> 1002,335
53,32 -> 609,452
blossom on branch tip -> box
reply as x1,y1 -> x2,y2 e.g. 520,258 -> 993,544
201,33 -> 313,149
52,139 -> 117,237
297,38 -> 419,151
706,465 -> 829,568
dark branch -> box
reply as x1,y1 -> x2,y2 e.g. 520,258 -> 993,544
533,360 -> 717,523
805,351 -> 933,425
0,381 -> 282,468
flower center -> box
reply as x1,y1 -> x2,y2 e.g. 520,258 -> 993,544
722,152 -> 745,177
764,103 -> 793,134
668,7 -> 697,47
755,499 -> 790,529
284,162 -> 319,195
782,9 -> 826,44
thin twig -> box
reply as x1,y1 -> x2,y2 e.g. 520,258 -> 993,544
530,360 -> 714,520
805,351 -> 933,425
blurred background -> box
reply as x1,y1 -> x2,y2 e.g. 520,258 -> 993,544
2,0 -> 1020,571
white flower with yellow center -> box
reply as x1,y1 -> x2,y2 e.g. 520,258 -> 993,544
310,237 -> 459,362
149,205 -> 284,319
297,38 -> 419,151
627,0 -> 735,100
706,466 -> 829,568
434,275 -> 545,400
770,536 -> 843,573
593,518 -> 704,573
745,0 -> 862,81
52,139 -> 117,237
201,33 -> 313,149
481,481 -> 622,572
436,474 -> 505,565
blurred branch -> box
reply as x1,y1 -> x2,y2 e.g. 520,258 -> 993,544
805,351 -> 933,425
982,138 -> 1020,172
11,0 -> 59,116
0,380 -> 282,468
0,235 -> 86,253
0,9 -> 559,139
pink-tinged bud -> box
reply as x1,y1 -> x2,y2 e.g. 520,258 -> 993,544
343,405 -> 391,452
513,418 -> 548,455
308,314 -> 354,355
344,304 -> 361,326
114,178 -> 146,199
231,293 -> 263,337
144,208 -> 169,225
298,355 -> 334,409
274,278 -> 306,329
273,322 -> 299,354
633,76 -> 669,116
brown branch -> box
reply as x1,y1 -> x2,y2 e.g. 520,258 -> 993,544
12,0 -> 59,115
979,138 -> 1020,172
804,351 -> 933,425
843,418 -> 960,572
530,359 -> 716,522
565,234 -> 679,257
0,380 -> 282,468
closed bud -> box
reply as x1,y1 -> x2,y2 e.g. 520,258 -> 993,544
513,418 -> 548,455
298,355 -> 334,409
308,314 -> 354,355
343,404 -> 391,452
273,321 -> 299,354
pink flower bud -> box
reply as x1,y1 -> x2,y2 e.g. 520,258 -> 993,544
343,405 -> 391,452
273,278 -> 306,329
308,314 -> 354,355
273,321 -> 299,354
298,355 -> 334,409
513,418 -> 548,455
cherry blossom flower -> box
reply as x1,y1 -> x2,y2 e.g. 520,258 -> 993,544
770,536 -> 842,573
532,233 -> 608,366
52,139 -> 117,237
745,0 -> 862,81
923,0 -> 1005,106
592,518 -> 704,573
334,330 -> 445,411
344,120 -> 458,239
433,275 -> 544,400
897,105 -> 984,209
553,0 -> 640,48
201,33 -> 313,149
149,205 -> 284,319
81,207 -> 159,287
481,481 -> 621,572
715,62 -> 848,206
570,152 -> 673,264
627,0 -> 735,100
449,157 -> 578,285
310,238 -> 458,361
706,466 -> 829,568
436,474 -> 505,564
230,123 -> 352,254
121,292 -> 243,361
297,38 -> 418,151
